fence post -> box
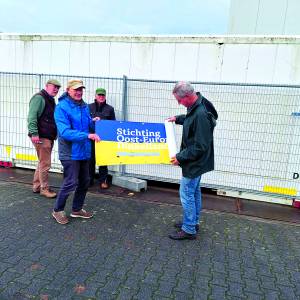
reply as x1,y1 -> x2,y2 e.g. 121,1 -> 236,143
38,74 -> 42,90
121,75 -> 128,121
120,75 -> 128,175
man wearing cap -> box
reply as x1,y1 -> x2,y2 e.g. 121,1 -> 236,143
89,88 -> 116,189
27,79 -> 61,198
52,79 -> 100,225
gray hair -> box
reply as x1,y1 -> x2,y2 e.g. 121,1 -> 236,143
172,81 -> 195,98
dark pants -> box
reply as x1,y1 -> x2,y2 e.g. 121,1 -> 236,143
54,160 -> 90,212
89,141 -> 108,184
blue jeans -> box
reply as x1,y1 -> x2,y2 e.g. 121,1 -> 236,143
54,160 -> 90,212
179,176 -> 202,234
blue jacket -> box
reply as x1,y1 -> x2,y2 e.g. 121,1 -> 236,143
54,93 -> 94,161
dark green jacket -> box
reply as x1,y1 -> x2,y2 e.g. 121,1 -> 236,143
175,97 -> 215,178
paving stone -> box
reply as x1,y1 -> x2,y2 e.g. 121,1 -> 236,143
0,181 -> 300,299
0,270 -> 21,286
210,285 -> 227,299
0,281 -> 29,299
155,280 -> 175,297
244,292 -> 265,300
263,289 -> 281,300
244,279 -> 262,294
135,283 -> 155,299
227,281 -> 245,298
278,285 -> 298,299
117,287 -> 138,300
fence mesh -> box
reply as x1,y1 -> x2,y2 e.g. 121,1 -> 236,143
1,72 -> 300,199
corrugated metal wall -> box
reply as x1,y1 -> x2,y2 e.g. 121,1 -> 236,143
1,34 -> 300,84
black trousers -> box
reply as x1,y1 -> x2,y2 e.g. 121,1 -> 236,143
89,141 -> 108,184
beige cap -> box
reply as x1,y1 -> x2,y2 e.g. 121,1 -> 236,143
67,79 -> 85,89
46,79 -> 61,87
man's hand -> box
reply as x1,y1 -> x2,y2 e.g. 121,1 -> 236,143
88,133 -> 100,142
93,117 -> 100,122
31,136 -> 42,144
170,156 -> 179,165
166,116 -> 176,122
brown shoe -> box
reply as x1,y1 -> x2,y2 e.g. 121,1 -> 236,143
40,188 -> 57,198
52,210 -> 69,225
100,182 -> 109,189
70,209 -> 93,219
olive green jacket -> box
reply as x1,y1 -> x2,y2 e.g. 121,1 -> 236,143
27,94 -> 45,137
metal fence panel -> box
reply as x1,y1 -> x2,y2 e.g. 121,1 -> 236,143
1,71 -> 300,200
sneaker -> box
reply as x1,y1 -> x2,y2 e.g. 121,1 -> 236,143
70,209 -> 93,219
169,230 -> 196,240
174,222 -> 199,232
100,182 -> 109,189
52,210 -> 69,225
32,188 -> 40,193
40,188 -> 57,198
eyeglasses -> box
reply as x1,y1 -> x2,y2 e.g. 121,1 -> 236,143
97,94 -> 105,96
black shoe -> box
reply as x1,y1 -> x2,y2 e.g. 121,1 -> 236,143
168,230 -> 196,240
89,180 -> 94,187
174,222 -> 199,232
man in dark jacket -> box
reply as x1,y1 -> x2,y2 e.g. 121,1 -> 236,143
168,81 -> 217,240
89,88 -> 116,189
27,79 -> 61,198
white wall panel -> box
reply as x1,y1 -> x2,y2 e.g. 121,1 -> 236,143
108,42 -> 131,77
22,41 -> 34,73
196,44 -> 223,82
246,45 -> 277,83
272,45 -> 294,84
151,43 -> 176,80
2,34 -> 300,85
89,42 -> 110,77
32,41 -> 52,74
129,43 -> 153,79
49,41 -> 71,75
221,44 -> 250,82
173,43 -> 199,81
0,40 -> 16,71
69,42 -> 90,76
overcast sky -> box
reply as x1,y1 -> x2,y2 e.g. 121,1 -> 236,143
0,0 -> 231,35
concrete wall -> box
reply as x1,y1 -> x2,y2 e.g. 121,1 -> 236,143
1,34 -> 300,84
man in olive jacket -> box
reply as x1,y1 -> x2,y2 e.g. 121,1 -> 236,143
27,79 -> 61,198
168,81 -> 217,240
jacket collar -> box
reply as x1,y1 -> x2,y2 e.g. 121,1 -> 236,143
187,96 -> 201,115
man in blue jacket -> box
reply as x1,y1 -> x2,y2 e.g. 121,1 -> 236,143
167,81 -> 217,240
52,79 -> 100,225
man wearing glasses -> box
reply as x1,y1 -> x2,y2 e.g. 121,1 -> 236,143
52,80 -> 100,225
27,79 -> 61,198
